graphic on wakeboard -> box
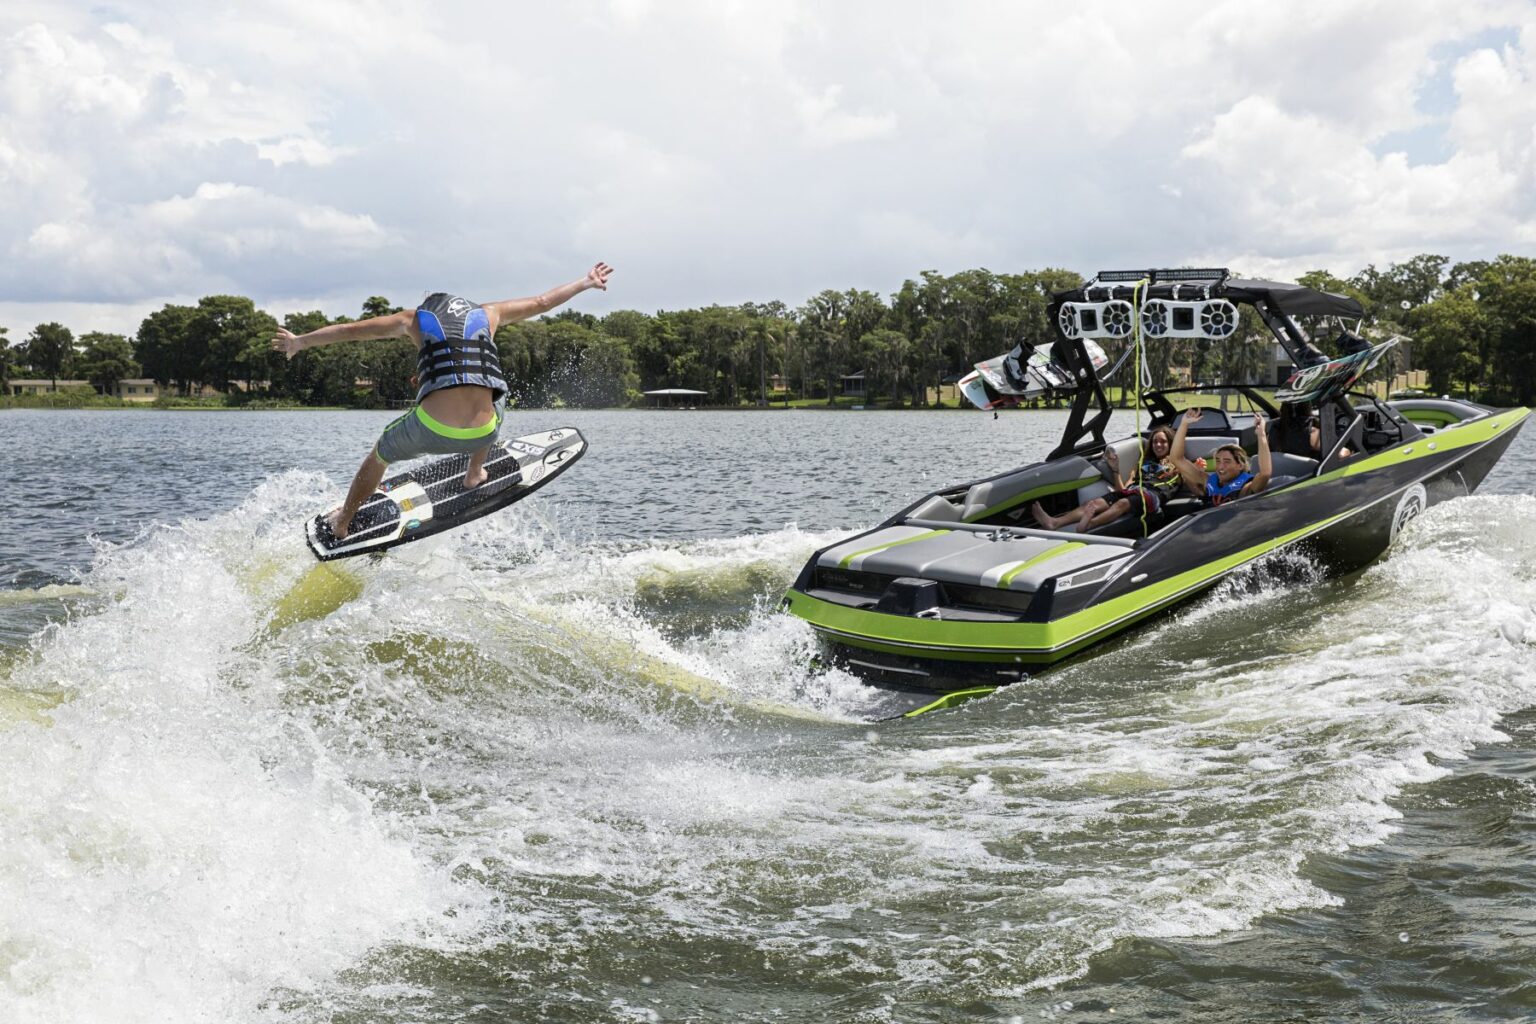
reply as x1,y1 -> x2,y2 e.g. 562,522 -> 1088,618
1274,338 -> 1398,404
304,427 -> 586,561
959,340 -> 1109,411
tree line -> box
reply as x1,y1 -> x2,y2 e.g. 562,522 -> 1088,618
1,254 -> 1532,408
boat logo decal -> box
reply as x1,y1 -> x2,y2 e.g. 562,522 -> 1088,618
398,496 -> 418,512
1389,483 -> 1428,543
405,518 -> 422,530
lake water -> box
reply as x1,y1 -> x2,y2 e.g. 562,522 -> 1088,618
2,407 -> 1535,1023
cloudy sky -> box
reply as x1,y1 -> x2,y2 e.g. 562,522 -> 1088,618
1,0 -> 1533,335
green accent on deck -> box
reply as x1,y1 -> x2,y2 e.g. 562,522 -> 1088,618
999,542 -> 1084,587
838,529 -> 949,569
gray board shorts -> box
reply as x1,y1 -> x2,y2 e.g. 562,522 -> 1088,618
375,406 -> 503,464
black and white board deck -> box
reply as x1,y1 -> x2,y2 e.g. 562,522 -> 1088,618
305,427 -> 586,561
959,340 -> 1109,411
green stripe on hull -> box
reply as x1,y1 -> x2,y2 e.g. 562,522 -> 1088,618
786,510 -> 1352,663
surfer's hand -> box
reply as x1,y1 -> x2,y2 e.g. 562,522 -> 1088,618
1185,407 -> 1204,423
272,328 -> 303,360
584,262 -> 613,291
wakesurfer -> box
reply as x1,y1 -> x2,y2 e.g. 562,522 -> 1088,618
272,262 -> 612,539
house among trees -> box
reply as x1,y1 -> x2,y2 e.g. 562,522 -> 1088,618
8,379 -> 90,396
840,371 -> 866,398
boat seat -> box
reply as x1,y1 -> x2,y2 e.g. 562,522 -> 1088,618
1076,437 -> 1146,504
1265,452 -> 1318,478
907,494 -> 963,522
1182,436 -> 1239,460
960,456 -> 1103,522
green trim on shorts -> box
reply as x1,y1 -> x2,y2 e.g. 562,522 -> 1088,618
414,405 -> 500,439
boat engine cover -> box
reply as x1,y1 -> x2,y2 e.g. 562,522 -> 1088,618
876,577 -> 944,616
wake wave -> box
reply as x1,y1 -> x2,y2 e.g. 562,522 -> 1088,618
2,480 -> 1534,1020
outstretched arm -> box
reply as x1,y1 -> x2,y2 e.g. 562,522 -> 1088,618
1169,408 -> 1206,492
484,263 -> 612,328
272,310 -> 414,360
1244,413 -> 1272,495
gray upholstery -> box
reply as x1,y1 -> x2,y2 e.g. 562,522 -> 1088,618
821,525 -> 1131,594
908,494 -> 962,522
1182,435 -> 1239,459
1263,452 -> 1318,478
961,456 -> 1102,521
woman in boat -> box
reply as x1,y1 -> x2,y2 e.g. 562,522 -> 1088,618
1031,426 -> 1187,533
1170,407 -> 1272,505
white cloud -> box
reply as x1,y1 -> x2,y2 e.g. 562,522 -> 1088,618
0,0 -> 1532,337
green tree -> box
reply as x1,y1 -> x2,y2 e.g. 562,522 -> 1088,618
135,305 -> 198,394
0,325 -> 13,387
188,296 -> 279,393
1411,284 -> 1484,398
78,332 -> 139,394
859,328 -> 912,405
1470,254 -> 1536,406
575,333 -> 640,407
1349,254 -> 1448,318
24,322 -> 74,389
361,296 -> 402,319
798,290 -> 847,404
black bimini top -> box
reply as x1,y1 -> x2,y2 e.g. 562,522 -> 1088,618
1222,279 -> 1364,319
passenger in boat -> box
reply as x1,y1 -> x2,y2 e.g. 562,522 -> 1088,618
1030,426 -> 1188,533
1170,408 -> 1272,506
1307,416 -> 1353,460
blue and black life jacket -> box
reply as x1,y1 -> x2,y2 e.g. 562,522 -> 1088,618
414,293 -> 507,402
1204,470 -> 1254,506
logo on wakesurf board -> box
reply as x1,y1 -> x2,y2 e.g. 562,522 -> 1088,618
1389,483 -> 1428,543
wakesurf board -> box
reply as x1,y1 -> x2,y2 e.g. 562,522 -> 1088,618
305,427 -> 586,561
1274,338 -> 1398,405
959,340 -> 1109,411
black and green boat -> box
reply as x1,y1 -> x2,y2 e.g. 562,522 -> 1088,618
784,269 -> 1529,698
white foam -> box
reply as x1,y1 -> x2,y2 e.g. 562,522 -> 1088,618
5,484 -> 1535,1015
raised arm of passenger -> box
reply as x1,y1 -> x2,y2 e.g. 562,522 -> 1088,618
1247,413 -> 1272,495
1170,408 -> 1205,492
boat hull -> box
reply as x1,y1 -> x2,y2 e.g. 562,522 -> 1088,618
786,407 -> 1529,692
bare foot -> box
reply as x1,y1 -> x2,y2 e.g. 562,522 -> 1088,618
324,507 -> 352,540
464,466 -> 488,489
1029,501 -> 1057,530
